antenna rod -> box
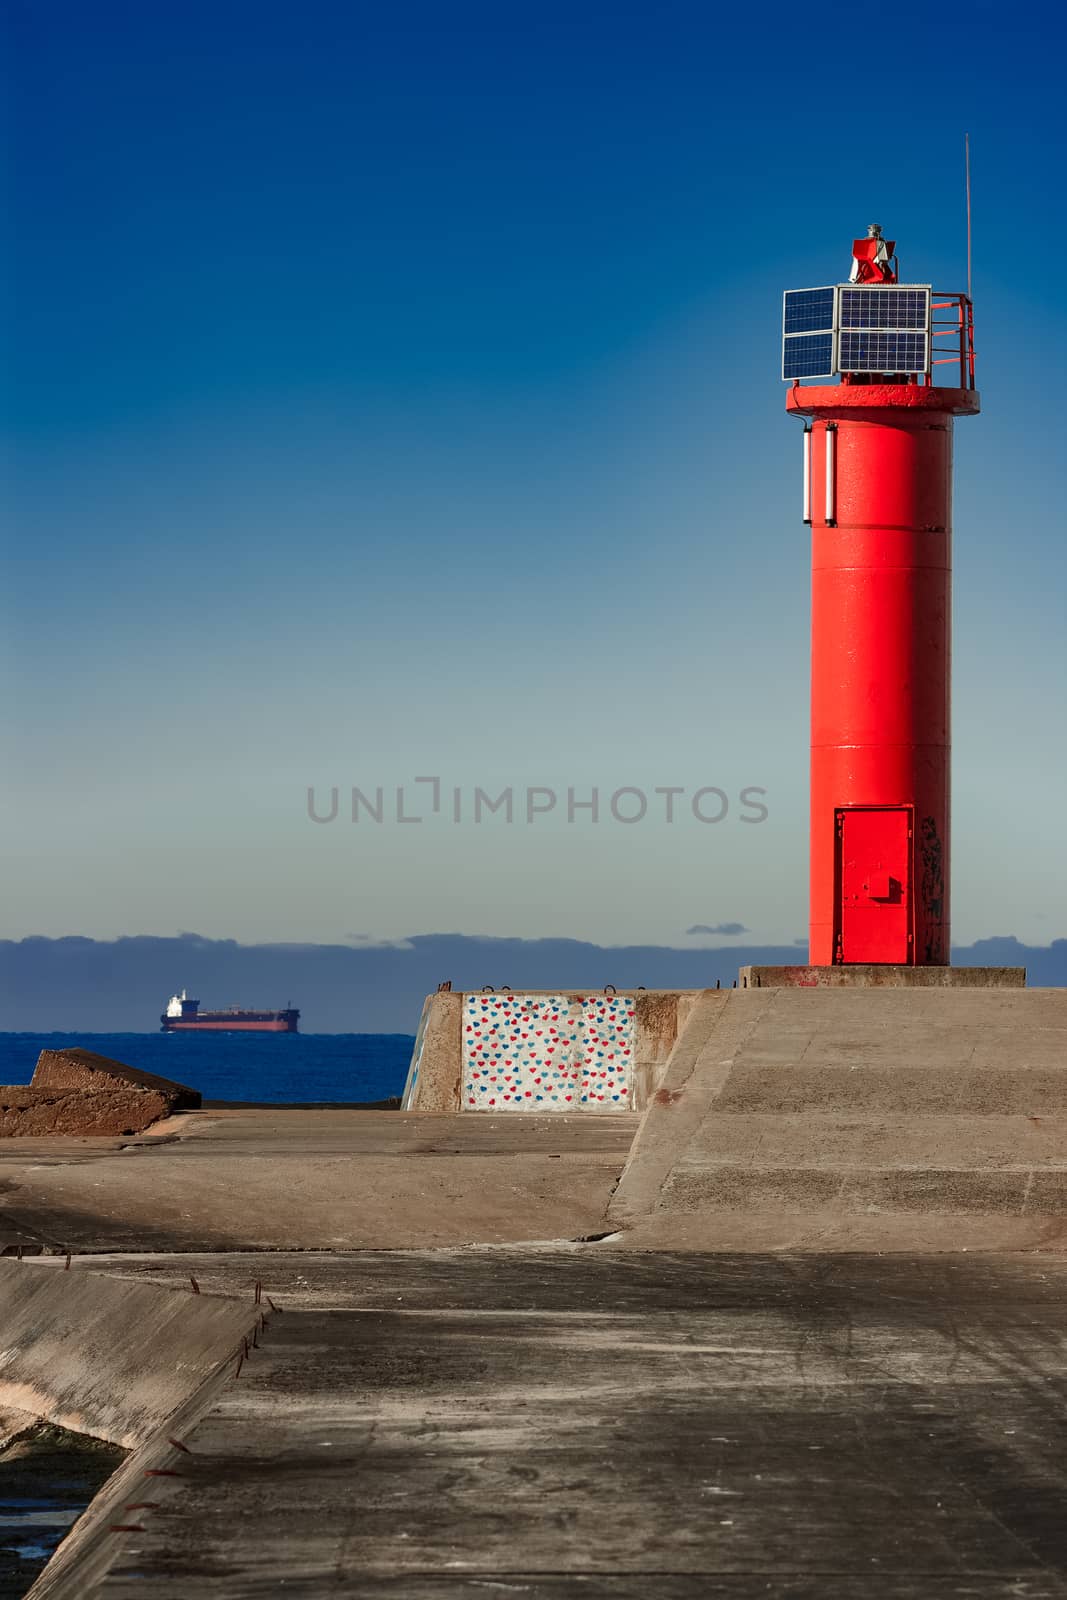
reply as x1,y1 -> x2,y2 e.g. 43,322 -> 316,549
965,132 -> 973,301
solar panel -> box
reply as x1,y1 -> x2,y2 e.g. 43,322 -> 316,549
783,288 -> 835,380
839,287 -> 929,331
782,283 -> 932,379
784,288 -> 835,336
783,332 -> 835,381
838,330 -> 928,372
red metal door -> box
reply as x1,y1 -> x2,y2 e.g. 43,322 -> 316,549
835,807 -> 912,964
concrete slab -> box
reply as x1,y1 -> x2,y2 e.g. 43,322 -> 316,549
0,1110 -> 635,1253
0,1258 -> 258,1449
32,1249 -> 1067,1598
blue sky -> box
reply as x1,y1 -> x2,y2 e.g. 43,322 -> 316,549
3,0 -> 1065,950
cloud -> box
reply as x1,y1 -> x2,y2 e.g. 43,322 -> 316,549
2,932 -> 1062,1033
685,922 -> 749,937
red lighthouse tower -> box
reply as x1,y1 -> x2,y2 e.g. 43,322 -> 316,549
783,229 -> 978,967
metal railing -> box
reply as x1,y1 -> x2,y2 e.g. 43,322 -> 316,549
928,292 -> 976,389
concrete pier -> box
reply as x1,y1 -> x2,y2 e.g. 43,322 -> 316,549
2,981 -> 1067,1595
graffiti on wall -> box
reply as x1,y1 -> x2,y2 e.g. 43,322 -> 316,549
462,992 -> 635,1111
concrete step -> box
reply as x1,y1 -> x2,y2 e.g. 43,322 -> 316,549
664,1112 -> 1067,1170
662,1161 -> 1067,1215
715,1062 -> 1067,1114
599,1209 -> 1067,1251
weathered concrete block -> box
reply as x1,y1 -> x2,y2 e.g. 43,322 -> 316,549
0,1086 -> 172,1138
0,1048 -> 200,1137
31,1046 -> 200,1107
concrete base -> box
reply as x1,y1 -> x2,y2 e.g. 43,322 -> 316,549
739,964 -> 1027,988
610,985 -> 1067,1248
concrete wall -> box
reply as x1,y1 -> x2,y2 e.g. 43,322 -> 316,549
401,989 -> 462,1112
403,989 -> 702,1112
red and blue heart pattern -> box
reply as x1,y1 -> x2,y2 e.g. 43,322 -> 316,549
463,992 -> 634,1111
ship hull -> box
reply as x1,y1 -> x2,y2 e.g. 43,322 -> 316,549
160,1009 -> 299,1033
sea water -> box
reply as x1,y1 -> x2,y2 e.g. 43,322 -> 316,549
0,1033 -> 415,1105
0,1426 -> 125,1599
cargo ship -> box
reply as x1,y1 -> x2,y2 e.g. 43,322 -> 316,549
161,990 -> 300,1033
